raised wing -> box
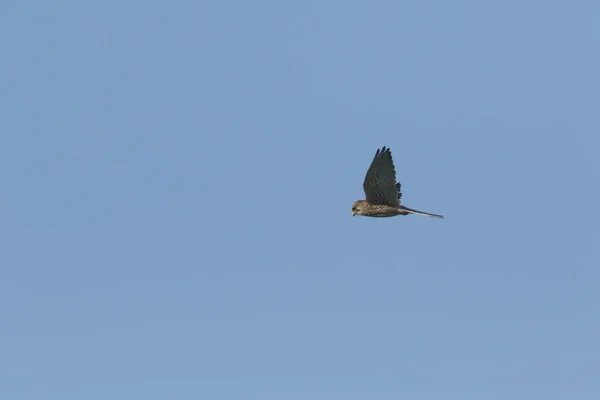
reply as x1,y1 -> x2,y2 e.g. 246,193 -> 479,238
363,146 -> 402,207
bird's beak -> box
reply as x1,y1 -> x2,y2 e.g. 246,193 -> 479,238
352,212 -> 356,216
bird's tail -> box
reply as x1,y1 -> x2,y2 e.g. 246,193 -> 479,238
399,205 -> 444,219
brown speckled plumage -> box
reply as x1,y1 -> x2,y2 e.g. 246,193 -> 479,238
351,146 -> 444,219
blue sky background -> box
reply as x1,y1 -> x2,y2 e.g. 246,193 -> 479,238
1,1 -> 599,399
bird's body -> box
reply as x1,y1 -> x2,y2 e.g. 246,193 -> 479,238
352,146 -> 444,219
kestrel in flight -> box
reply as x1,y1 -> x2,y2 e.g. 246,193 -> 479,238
351,146 -> 444,219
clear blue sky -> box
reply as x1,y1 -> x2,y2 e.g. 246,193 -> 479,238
1,1 -> 599,399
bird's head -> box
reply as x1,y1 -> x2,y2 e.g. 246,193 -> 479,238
351,200 -> 367,216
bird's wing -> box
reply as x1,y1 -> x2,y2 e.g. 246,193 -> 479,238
363,146 -> 402,207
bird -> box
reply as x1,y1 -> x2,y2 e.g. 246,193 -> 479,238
351,146 -> 444,219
